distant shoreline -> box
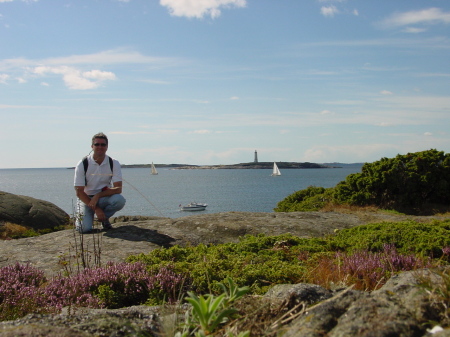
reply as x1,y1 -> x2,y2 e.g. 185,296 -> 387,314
120,162 -> 364,170
64,162 -> 364,170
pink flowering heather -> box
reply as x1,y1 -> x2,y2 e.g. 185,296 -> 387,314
146,264 -> 189,304
442,246 -> 450,258
44,261 -> 188,309
1,261 -> 189,321
335,243 -> 433,290
0,263 -> 56,321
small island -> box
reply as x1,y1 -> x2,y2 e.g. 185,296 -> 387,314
122,161 -> 332,169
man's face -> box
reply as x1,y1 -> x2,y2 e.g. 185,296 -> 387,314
92,138 -> 108,155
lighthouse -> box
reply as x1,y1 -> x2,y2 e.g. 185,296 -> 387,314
254,150 -> 258,163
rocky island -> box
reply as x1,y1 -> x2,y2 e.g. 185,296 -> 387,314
122,161 -> 336,169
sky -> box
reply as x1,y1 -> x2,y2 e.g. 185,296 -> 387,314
1,0 -> 450,168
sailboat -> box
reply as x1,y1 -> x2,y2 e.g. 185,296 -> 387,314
151,162 -> 158,175
271,162 -> 281,176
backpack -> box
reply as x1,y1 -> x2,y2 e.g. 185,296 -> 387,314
82,156 -> 114,185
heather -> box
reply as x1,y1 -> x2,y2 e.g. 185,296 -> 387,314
0,262 -> 187,321
1,219 -> 449,322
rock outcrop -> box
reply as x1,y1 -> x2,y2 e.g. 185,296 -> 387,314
0,211 -> 440,278
1,201 -> 450,336
0,191 -> 69,230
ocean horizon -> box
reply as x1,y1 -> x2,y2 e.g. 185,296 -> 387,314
0,165 -> 363,219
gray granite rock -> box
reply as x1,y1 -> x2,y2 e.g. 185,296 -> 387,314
0,210 -> 435,278
0,191 -> 69,230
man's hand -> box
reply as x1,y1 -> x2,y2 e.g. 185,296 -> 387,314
88,195 -> 100,210
95,208 -> 106,222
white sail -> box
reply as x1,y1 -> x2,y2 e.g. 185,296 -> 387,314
271,162 -> 281,176
151,162 -> 158,175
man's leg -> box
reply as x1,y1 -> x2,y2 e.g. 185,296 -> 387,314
75,199 -> 94,233
97,194 -> 126,228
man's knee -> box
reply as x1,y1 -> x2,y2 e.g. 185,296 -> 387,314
111,194 -> 126,210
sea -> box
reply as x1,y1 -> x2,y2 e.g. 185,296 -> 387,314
0,165 -> 363,219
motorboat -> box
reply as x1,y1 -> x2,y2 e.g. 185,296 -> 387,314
180,202 -> 208,211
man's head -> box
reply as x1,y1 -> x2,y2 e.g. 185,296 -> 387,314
91,132 -> 109,156
92,132 -> 108,146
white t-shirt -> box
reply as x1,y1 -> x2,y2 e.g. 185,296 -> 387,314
74,154 -> 123,196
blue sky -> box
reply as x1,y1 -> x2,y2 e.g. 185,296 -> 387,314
1,0 -> 450,168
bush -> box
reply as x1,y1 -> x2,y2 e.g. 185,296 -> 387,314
333,149 -> 450,213
128,234 -> 313,295
329,220 -> 450,258
275,149 -> 450,215
274,186 -> 332,212
128,221 -> 450,294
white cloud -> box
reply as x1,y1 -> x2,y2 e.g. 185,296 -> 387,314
352,9 -> 359,16
381,7 -> 450,28
402,27 -> 427,34
424,132 -> 433,136
321,5 -> 339,17
320,109 -> 334,115
43,49 -> 177,66
380,90 -> 393,95
230,96 -> 239,100
190,130 -> 212,134
0,74 -> 9,84
160,0 -> 247,19
83,69 -> 116,81
31,66 -> 116,90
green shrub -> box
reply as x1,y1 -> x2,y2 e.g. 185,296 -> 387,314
128,221 -> 450,295
274,186 -> 332,212
332,149 -> 450,213
128,234 -> 313,295
275,149 -> 450,215
329,219 -> 450,257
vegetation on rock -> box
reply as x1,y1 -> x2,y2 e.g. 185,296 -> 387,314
275,149 -> 450,214
1,219 -> 450,332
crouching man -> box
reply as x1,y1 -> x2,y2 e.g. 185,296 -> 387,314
73,132 -> 126,233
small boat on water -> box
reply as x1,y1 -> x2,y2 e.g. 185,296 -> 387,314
271,162 -> 281,176
180,202 -> 208,211
151,162 -> 158,175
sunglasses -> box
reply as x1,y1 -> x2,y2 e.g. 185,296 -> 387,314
93,143 -> 107,147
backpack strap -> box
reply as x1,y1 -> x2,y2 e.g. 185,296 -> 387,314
83,156 -> 89,185
108,157 -> 113,173
82,156 -> 114,185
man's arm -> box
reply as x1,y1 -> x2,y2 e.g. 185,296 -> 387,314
87,181 -> 122,208
75,186 -> 91,205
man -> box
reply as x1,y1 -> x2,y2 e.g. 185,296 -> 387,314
74,132 -> 126,233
